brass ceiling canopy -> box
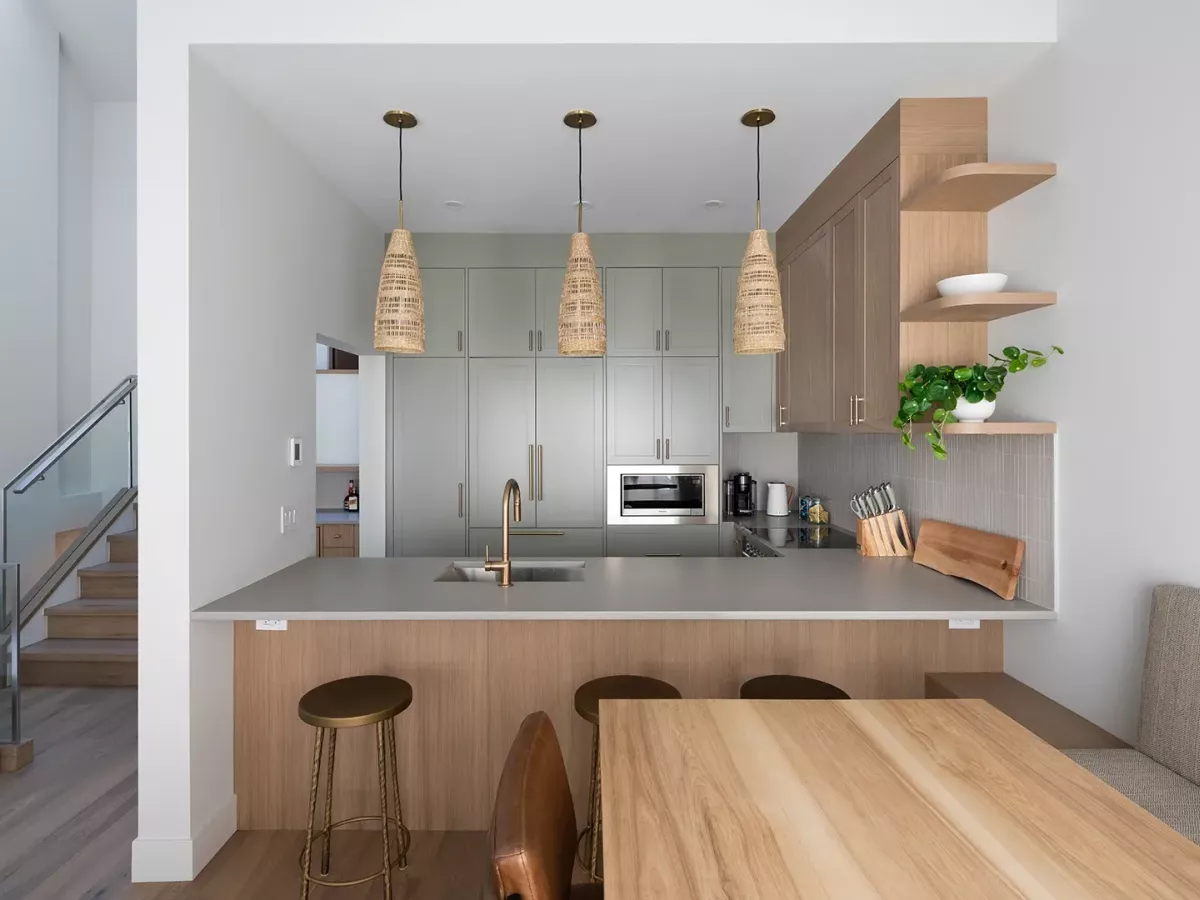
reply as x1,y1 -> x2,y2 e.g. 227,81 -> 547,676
383,110 -> 418,129
564,110 -> 597,129
740,107 -> 776,128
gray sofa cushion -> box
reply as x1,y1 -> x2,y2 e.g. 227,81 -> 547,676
1138,584 -> 1200,784
1067,749 -> 1200,843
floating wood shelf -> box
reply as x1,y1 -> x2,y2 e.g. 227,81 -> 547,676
903,163 -> 1057,212
902,292 -> 1057,323
911,421 -> 1057,436
316,464 -> 359,473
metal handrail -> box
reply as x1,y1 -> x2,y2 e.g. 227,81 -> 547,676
1,375 -> 137,566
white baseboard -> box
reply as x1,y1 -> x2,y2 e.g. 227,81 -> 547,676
131,794 -> 237,882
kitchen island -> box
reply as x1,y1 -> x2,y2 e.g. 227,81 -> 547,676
197,551 -> 1052,832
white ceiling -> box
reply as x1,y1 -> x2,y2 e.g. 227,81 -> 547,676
200,43 -> 1050,234
40,0 -> 135,101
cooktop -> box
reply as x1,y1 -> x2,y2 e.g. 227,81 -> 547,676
746,524 -> 859,551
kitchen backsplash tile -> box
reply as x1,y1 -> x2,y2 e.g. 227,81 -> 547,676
723,432 -> 799,510
797,433 -> 1054,609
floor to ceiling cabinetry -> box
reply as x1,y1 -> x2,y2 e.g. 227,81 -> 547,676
720,267 -> 775,433
413,268 -> 466,357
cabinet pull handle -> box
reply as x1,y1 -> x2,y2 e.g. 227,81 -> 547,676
725,405 -> 731,428
458,482 -> 463,518
778,405 -> 787,428
528,330 -> 534,352
664,330 -> 671,352
537,444 -> 544,500
528,444 -> 534,493
849,395 -> 857,426
665,438 -> 671,460
856,395 -> 866,424
511,529 -> 565,536
655,330 -> 661,351
656,438 -> 661,460
457,330 -> 463,352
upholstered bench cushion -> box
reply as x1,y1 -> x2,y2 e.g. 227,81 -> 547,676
1067,748 -> 1200,843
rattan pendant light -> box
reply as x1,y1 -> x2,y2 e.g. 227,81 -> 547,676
374,110 -> 425,354
558,110 -> 606,356
733,108 -> 785,355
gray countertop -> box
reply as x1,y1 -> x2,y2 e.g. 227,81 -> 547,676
316,510 -> 359,525
192,553 -> 1055,622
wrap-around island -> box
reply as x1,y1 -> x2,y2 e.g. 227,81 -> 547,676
195,544 -> 1053,832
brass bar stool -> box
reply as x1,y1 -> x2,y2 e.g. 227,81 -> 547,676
297,674 -> 413,900
740,674 -> 850,700
574,674 -> 681,882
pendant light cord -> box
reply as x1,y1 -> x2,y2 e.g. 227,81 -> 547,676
397,125 -> 405,229
755,120 -> 762,230
577,123 -> 584,234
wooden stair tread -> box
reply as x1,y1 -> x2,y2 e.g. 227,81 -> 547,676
79,562 -> 138,576
107,529 -> 138,542
21,638 -> 138,662
45,598 -> 138,616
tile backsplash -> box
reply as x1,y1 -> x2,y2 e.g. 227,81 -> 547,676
723,432 -> 799,510
797,433 -> 1055,609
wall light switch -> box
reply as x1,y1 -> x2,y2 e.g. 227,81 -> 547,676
256,619 -> 288,631
289,437 -> 303,467
948,618 -> 981,630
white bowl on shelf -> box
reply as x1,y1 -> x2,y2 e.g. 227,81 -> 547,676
936,273 -> 1008,296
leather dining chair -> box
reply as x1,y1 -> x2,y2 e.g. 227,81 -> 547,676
488,711 -> 603,900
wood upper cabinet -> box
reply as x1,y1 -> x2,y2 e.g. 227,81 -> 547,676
859,162 -> 900,430
662,268 -> 719,356
413,268 -> 466,357
775,261 -> 790,431
468,268 -> 536,357
606,268 -> 663,357
782,227 -> 834,431
832,197 -> 864,430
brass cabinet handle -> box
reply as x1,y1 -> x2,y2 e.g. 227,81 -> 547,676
537,444 -> 544,500
457,330 -> 463,352
458,482 -> 463,518
655,330 -> 661,351
511,529 -> 565,536
778,405 -> 787,428
656,438 -> 661,460
665,438 -> 671,460
537,330 -> 543,352
528,330 -> 534,352
725,405 -> 731,428
849,395 -> 857,426
665,330 -> 671,352
528,444 -> 534,492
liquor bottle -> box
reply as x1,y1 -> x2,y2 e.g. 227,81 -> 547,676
344,479 -> 359,513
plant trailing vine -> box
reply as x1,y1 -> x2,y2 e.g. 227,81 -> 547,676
894,345 -> 1063,459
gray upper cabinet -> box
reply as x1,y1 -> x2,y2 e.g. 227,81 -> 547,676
534,268 -> 564,358
662,357 -> 720,464
414,268 -> 466,357
662,268 -> 719,356
720,267 -> 775,432
469,358 -> 537,526
606,357 -> 663,465
536,358 -> 605,526
392,357 -> 467,556
606,268 -> 663,357
468,268 -> 536,357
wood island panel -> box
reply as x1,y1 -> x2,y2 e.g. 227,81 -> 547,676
233,619 -> 1001,830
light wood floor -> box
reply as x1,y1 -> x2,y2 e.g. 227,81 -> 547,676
0,687 -> 491,899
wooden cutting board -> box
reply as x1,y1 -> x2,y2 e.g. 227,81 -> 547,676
913,520 -> 1025,600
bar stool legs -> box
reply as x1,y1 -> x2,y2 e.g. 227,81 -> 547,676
321,729 -> 337,875
375,722 -> 393,900
577,725 -> 603,882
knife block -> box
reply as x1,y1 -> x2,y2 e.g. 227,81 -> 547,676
856,509 -> 914,558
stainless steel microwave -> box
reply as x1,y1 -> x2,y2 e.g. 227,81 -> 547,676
607,465 -> 720,526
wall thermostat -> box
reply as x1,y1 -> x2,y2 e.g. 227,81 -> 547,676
289,437 -> 303,467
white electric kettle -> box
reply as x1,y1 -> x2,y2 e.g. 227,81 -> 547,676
766,483 -> 795,517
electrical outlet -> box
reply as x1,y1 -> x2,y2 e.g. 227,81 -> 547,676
948,618 -> 981,630
256,619 -> 288,631
280,506 -> 298,533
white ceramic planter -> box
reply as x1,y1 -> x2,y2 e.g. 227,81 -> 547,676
953,397 -> 996,423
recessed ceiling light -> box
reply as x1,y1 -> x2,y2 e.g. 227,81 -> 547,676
704,200 -> 724,210
444,200 -> 464,209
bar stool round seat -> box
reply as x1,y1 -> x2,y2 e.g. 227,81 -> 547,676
574,674 -> 681,726
740,674 -> 850,700
298,675 -> 413,729
297,674 -> 413,900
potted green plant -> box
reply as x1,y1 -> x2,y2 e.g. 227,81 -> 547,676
894,345 -> 1063,459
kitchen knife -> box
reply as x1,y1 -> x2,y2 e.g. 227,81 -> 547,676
864,490 -> 881,517
883,482 -> 898,512
872,485 -> 888,514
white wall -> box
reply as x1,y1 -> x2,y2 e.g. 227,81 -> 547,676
136,0 -> 1056,881
133,55 -> 379,879
990,0 -> 1200,741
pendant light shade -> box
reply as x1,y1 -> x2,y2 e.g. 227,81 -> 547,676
734,108 -> 785,355
559,110 -> 606,356
374,110 -> 425,354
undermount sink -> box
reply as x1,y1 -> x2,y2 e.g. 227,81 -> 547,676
435,560 -> 586,584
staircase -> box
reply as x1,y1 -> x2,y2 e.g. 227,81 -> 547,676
21,529 -> 138,686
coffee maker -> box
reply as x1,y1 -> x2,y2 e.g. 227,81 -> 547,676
729,472 -> 756,517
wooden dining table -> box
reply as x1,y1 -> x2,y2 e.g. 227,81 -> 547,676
599,698 -> 1200,899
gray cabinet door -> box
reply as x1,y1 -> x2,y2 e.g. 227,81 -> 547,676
605,268 -> 662,357
392,357 -> 466,556
606,357 -> 663,465
414,268 -> 466,357
663,267 -> 719,356
468,268 -> 536,357
469,358 -> 537,526
720,267 -> 775,432
536,358 -> 605,527
469,527 -> 604,559
662,357 -> 720,464
605,525 -> 720,557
